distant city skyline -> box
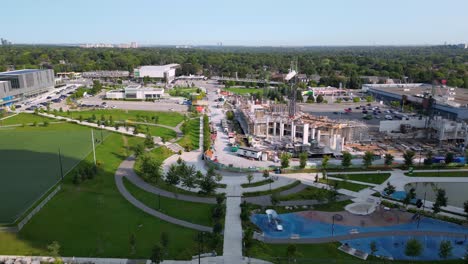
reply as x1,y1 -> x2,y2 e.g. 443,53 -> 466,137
2,0 -> 468,46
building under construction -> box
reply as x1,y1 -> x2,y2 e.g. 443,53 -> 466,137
234,96 -> 368,156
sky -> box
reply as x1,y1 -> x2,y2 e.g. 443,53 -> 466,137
2,0 -> 468,46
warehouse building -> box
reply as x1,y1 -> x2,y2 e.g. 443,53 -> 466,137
0,69 -> 55,106
134,64 -> 179,83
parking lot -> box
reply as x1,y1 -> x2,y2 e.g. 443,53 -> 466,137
299,101 -> 394,127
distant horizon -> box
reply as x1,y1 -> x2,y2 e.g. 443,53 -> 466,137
2,0 -> 467,46
5,42 -> 465,47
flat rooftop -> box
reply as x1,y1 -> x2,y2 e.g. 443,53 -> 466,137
366,84 -> 468,107
0,69 -> 46,75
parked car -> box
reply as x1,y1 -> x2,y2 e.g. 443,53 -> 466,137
385,115 -> 393,120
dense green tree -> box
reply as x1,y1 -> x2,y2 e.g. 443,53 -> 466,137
439,240 -> 453,259
280,152 -> 291,168
299,152 -> 308,169
403,151 -> 415,167
363,151 -> 374,168
405,238 -> 423,258
384,153 -> 394,166
341,151 -> 352,168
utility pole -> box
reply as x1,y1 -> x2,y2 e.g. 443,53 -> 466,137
91,129 -> 96,165
58,148 -> 64,181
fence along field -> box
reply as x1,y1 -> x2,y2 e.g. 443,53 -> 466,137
0,123 -> 108,223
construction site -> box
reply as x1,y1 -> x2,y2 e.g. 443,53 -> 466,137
213,70 -> 468,164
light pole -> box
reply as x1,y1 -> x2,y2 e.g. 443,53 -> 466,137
58,148 -> 64,181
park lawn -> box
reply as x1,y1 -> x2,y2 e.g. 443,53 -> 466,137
178,118 -> 200,151
241,179 -> 274,188
312,200 -> 353,212
0,113 -> 56,126
242,181 -> 301,197
0,133 -> 203,259
0,123 -> 102,223
123,178 -> 214,226
319,179 -> 369,192
224,87 -> 263,95
62,109 -> 184,127
279,185 -> 333,201
406,171 -> 468,177
329,173 -> 391,184
146,125 -> 177,141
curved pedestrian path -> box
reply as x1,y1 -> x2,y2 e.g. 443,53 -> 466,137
117,156 -> 216,204
260,230 -> 468,244
115,156 -> 213,232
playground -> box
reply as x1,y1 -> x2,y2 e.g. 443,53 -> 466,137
251,208 -> 468,260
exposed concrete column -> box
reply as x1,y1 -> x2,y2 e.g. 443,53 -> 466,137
311,128 -> 316,140
273,122 -> 277,136
280,122 -> 284,139
291,121 -> 296,142
303,123 -> 309,144
332,134 -> 338,150
317,130 -> 321,144
266,117 -> 270,137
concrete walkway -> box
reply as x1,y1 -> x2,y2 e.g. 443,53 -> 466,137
222,196 -> 244,264
114,157 -> 212,232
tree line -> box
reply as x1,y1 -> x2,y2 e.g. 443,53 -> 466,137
0,45 -> 466,88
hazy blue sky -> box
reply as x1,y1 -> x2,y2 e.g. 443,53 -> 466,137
3,0 -> 467,46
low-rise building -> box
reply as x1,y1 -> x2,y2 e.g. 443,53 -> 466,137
105,85 -> 164,100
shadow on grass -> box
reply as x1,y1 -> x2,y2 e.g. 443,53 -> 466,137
0,149 -> 83,224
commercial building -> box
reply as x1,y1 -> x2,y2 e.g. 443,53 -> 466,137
364,83 -> 468,120
134,64 -> 179,82
106,85 -> 164,100
0,69 -> 54,106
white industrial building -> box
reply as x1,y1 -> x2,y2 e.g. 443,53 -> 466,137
106,85 -> 164,100
134,64 -> 179,82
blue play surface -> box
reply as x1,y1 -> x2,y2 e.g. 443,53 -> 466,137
251,212 -> 468,260
342,235 -> 468,261
251,213 -> 468,239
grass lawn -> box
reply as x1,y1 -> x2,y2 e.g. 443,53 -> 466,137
406,171 -> 468,177
241,179 -> 274,188
0,133 -> 206,259
329,173 -> 391,184
123,177 -> 214,226
178,118 -> 200,150
0,123 -> 103,223
242,181 -> 301,197
319,179 -> 369,192
0,113 -> 56,126
312,200 -> 353,212
61,109 -> 184,127
279,186 -> 333,201
224,87 -> 263,95
146,125 -> 177,141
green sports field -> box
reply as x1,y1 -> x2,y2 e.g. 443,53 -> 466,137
0,122 -> 105,223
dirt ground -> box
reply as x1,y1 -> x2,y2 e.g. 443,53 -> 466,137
297,206 -> 415,227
